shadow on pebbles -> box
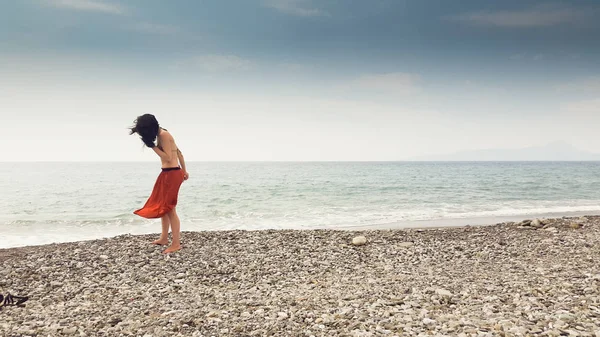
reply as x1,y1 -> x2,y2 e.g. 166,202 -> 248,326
1,216 -> 600,336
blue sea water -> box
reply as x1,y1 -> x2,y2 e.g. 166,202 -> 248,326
2,161 -> 600,248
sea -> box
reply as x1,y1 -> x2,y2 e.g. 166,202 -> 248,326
2,161 -> 600,249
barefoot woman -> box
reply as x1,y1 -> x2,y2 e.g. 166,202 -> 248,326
129,114 -> 189,254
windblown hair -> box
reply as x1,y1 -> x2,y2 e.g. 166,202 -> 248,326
129,114 -> 160,145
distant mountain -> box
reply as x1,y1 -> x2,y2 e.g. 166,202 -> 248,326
409,141 -> 600,161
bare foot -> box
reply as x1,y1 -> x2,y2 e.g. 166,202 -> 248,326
162,245 -> 181,254
152,239 -> 169,245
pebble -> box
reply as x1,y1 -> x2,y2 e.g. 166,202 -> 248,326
0,216 -> 598,336
435,288 -> 453,297
62,327 -> 77,335
423,318 -> 436,325
352,236 -> 367,246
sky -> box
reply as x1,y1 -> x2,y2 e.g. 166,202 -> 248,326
1,0 -> 599,161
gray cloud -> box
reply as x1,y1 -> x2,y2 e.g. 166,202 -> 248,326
175,54 -> 254,72
262,0 -> 328,17
129,23 -> 181,35
42,0 -> 125,15
509,53 -> 545,61
450,4 -> 592,28
346,72 -> 421,96
555,76 -> 600,94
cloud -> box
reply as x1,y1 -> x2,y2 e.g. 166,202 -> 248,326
555,76 -> 600,94
177,54 -> 254,72
277,62 -> 314,73
129,23 -> 180,35
263,0 -> 328,17
559,76 -> 600,116
563,99 -> 600,115
347,72 -> 421,95
450,4 -> 591,28
43,0 -> 125,15
509,53 -> 545,61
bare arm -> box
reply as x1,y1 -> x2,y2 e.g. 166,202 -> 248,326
177,149 -> 187,172
177,149 -> 189,180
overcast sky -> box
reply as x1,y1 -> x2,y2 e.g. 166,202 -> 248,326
1,0 -> 599,161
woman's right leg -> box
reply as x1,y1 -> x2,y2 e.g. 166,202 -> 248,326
152,215 -> 171,245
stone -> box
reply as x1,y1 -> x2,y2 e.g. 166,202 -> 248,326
206,311 -> 219,318
62,327 -> 77,335
435,288 -> 453,298
422,318 -> 436,325
398,242 -> 414,248
352,236 -> 367,246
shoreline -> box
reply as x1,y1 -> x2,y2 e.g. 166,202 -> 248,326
1,215 -> 599,335
3,211 -> 600,251
340,210 -> 600,230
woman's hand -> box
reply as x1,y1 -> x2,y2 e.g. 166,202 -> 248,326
183,171 -> 189,181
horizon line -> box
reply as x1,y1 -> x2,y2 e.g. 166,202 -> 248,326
3,160 -> 600,163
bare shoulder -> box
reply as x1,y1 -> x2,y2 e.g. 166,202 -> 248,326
159,129 -> 175,141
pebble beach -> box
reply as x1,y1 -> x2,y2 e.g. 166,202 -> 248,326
1,216 -> 600,336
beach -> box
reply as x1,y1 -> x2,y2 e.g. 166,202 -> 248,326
1,216 -> 599,336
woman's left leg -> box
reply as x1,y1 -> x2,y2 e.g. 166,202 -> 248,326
163,208 -> 181,253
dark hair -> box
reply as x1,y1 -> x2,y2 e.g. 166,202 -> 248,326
129,114 -> 160,145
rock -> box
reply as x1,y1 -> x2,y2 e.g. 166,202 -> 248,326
352,236 -> 367,246
277,312 -> 289,320
62,327 -> 77,335
531,219 -> 543,228
545,227 -> 559,233
422,318 -> 436,325
99,255 -> 109,260
435,288 -> 453,298
570,222 -> 582,229
17,328 -> 37,336
398,242 -> 414,248
559,313 -> 575,322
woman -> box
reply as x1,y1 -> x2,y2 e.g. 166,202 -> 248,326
129,114 -> 189,254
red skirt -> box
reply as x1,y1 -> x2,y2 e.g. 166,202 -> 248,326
134,167 -> 185,218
